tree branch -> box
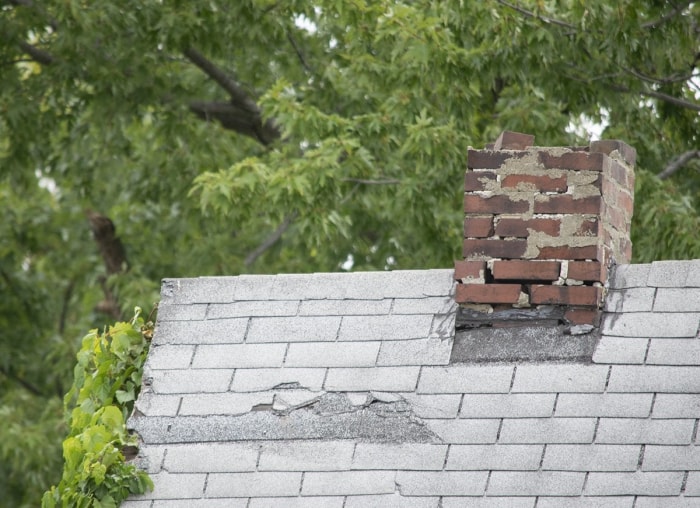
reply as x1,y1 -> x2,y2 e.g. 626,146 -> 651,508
641,2 -> 693,29
341,178 -> 401,185
658,150 -> 700,180
17,40 -> 54,65
287,31 -> 314,75
244,212 -> 298,267
183,47 -> 280,145
0,365 -> 44,397
495,0 -> 575,29
86,210 -> 128,318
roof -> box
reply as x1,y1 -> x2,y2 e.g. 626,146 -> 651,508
124,260 -> 700,507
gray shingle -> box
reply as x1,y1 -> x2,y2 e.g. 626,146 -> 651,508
607,366 -> 700,392
609,264 -> 650,289
344,495 -> 440,508
179,392 -> 274,416
653,394 -> 700,418
634,498 -> 700,508
155,318 -> 248,345
338,315 -> 433,341
685,472 -> 700,495
156,304 -> 208,322
542,444 -> 640,471
442,499 -> 535,508
392,296 -> 457,315
584,472 -> 683,495
301,471 -> 395,496
687,261 -> 700,287
208,300 -> 299,318
601,312 -> 700,337
486,471 -> 585,496
247,316 -> 341,343
134,472 -> 206,499
191,343 -> 287,369
654,288 -> 700,312
352,444 -> 448,470
555,394 -> 653,417
605,288 -> 655,313
149,369 -> 232,394
206,472 -> 302,497
425,419 -> 500,444
398,393 -> 462,418
249,498 -> 344,508
595,418 -> 694,445
445,444 -> 542,471
396,471 -> 488,496
152,500 -> 247,508
258,441 -> 354,471
147,345 -> 195,370
298,299 -> 392,316
647,339 -> 700,365
460,394 -> 556,418
417,365 -> 514,394
163,443 -> 259,472
376,338 -> 452,366
325,367 -> 420,392
648,261 -> 692,287
536,498 -> 634,508
498,418 -> 596,444
134,392 -> 181,417
231,368 -> 326,392
511,365 -> 608,393
592,336 -> 648,364
285,341 -> 380,367
642,445 -> 700,471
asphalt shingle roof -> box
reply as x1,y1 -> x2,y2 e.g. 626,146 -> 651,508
124,261 -> 700,507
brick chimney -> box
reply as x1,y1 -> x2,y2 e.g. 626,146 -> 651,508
454,131 -> 636,327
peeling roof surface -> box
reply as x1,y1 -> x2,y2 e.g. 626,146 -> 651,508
124,261 -> 700,507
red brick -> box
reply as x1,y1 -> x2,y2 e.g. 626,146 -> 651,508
567,261 -> 603,281
493,131 -> 535,150
502,174 -> 567,192
590,139 -> 637,167
536,245 -> 602,261
464,239 -> 527,259
617,191 -> 634,218
604,205 -> 628,232
465,171 -> 496,191
539,151 -> 606,171
492,260 -> 561,281
465,195 -> 529,214
454,260 -> 486,280
468,149 -> 526,169
495,218 -> 560,237
607,159 -> 631,187
534,195 -> 601,214
456,283 -> 523,304
529,285 -> 603,306
464,217 -> 494,238
564,308 -> 601,326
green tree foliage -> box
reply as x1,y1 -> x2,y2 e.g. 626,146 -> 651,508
0,1 -> 698,504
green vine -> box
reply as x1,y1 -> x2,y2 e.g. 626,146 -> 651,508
42,308 -> 154,508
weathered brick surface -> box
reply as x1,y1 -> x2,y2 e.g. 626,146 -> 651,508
464,170 -> 496,191
463,239 -> 527,259
464,216 -> 494,237
453,260 -> 485,280
502,174 -> 567,192
455,283 -> 522,304
494,218 -> 561,237
492,260 -> 560,280
529,285 -> 602,306
464,195 -> 529,214
539,151 -> 605,171
534,194 -> 601,214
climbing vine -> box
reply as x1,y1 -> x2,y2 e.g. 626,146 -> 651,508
42,308 -> 154,507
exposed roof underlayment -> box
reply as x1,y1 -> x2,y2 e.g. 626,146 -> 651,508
125,260 -> 700,507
